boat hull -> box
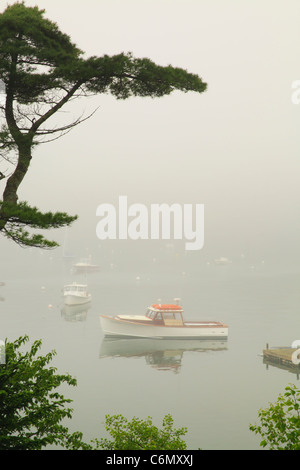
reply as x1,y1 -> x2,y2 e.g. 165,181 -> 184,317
100,315 -> 228,339
64,294 -> 91,306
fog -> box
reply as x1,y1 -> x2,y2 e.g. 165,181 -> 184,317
1,0 -> 300,272
1,2 -> 300,451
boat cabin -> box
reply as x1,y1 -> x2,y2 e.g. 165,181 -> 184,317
146,304 -> 184,326
64,284 -> 87,292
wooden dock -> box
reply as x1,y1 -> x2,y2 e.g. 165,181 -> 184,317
263,344 -> 300,377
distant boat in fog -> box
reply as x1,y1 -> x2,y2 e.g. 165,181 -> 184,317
63,282 -> 91,306
63,251 -> 76,260
214,257 -> 232,265
73,256 -> 100,273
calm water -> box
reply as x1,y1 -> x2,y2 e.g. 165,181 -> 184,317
1,251 -> 300,450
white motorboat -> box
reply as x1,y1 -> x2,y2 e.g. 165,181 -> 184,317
100,303 -> 228,339
73,256 -> 99,273
63,282 -> 91,306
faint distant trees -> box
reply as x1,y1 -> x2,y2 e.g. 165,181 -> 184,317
0,2 -> 207,249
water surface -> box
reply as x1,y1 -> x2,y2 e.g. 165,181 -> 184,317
1,252 -> 299,450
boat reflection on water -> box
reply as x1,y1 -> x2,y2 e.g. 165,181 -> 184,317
60,303 -> 90,322
99,338 -> 228,373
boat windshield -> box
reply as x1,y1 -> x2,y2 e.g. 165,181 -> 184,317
145,309 -> 167,321
146,309 -> 156,319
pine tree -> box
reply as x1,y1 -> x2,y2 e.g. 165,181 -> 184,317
0,2 -> 207,248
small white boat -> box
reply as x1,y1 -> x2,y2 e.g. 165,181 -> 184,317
100,303 -> 228,339
214,257 -> 232,265
63,282 -> 91,306
73,256 -> 99,273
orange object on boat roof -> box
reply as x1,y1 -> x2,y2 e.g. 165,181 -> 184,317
152,304 -> 182,310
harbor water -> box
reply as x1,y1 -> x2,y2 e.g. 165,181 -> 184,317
1,247 -> 299,450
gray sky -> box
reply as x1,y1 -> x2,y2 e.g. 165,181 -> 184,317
1,0 -> 300,266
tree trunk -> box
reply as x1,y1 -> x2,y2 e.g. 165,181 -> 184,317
0,143 -> 32,232
2,143 -> 32,204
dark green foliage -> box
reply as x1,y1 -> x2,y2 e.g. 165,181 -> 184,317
0,2 -> 82,104
93,414 -> 188,450
249,384 -> 300,450
0,336 -> 89,450
81,53 -> 207,99
0,200 -> 77,248
0,336 -> 189,450
0,200 -> 77,228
